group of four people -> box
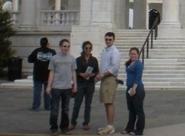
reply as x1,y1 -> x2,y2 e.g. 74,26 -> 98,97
28,32 -> 145,136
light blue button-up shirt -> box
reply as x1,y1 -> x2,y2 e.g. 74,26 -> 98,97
100,45 -> 121,77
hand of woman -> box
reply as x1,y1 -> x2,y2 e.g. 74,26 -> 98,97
95,73 -> 102,81
129,88 -> 136,96
89,73 -> 95,77
80,73 -> 89,79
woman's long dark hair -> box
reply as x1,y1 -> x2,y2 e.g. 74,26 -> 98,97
125,47 -> 139,66
81,41 -> 93,57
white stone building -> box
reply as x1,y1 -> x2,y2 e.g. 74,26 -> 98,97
2,0 -> 185,90
4,0 -> 184,72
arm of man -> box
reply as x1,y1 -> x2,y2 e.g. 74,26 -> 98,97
72,70 -> 77,93
108,49 -> 120,76
28,50 -> 37,63
46,70 -> 54,95
72,57 -> 77,93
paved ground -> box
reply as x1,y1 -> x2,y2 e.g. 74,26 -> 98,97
1,87 -> 185,136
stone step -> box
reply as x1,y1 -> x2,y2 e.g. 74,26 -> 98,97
119,66 -> 185,70
116,36 -> 149,39
142,82 -> 185,86
116,50 -> 185,55
117,48 -> 185,52
116,40 -> 185,43
142,69 -> 185,73
149,55 -> 185,59
14,79 -> 32,84
2,82 -> 185,90
116,39 -> 185,42
116,44 -> 185,48
2,80 -> 185,90
15,76 -> 185,82
142,78 -> 185,82
119,63 -> 185,67
143,58 -> 185,63
115,30 -> 149,35
119,61 -> 185,65
26,73 -> 185,79
0,83 -> 33,88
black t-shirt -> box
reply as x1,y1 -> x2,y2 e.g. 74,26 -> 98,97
76,55 -> 99,83
28,47 -> 56,81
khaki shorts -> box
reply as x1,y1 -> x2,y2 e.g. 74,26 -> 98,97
99,76 -> 118,104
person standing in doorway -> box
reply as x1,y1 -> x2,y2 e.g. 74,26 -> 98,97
121,47 -> 145,136
28,37 -> 56,111
96,32 -> 121,135
70,41 -> 99,131
46,39 -> 77,135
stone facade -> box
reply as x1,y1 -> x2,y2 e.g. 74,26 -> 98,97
2,0 -> 185,73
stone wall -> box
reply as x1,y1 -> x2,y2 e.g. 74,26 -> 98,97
11,31 -> 70,74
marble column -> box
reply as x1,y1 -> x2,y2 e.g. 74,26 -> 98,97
19,0 -> 36,29
79,0 -> 92,26
91,0 -> 114,27
133,0 -> 147,29
114,0 -> 128,29
12,0 -> 19,24
12,0 -> 19,11
160,0 -> 180,28
55,0 -> 61,10
179,0 -> 185,28
55,0 -> 61,24
159,0 -> 182,37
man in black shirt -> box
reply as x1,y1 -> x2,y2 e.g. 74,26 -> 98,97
28,37 -> 56,111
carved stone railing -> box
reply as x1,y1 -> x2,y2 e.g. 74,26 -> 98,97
40,10 -> 80,27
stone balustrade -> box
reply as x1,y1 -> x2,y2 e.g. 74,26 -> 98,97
9,10 -> 80,31
40,10 -> 80,26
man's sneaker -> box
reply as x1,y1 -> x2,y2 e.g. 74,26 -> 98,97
82,124 -> 90,130
129,131 -> 143,136
30,107 -> 39,112
98,127 -> 105,131
61,129 -> 71,135
50,129 -> 58,136
121,130 -> 129,135
129,131 -> 136,135
97,125 -> 115,135
69,124 -> 76,130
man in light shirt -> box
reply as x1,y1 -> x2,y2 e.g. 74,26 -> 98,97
46,39 -> 77,135
96,32 -> 121,135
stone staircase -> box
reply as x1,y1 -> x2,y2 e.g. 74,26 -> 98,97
1,29 -> 185,90
115,29 -> 185,90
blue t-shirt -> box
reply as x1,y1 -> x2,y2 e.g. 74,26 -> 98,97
126,60 -> 143,88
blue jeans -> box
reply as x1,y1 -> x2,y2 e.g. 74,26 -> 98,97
32,80 -> 50,110
71,82 -> 95,126
125,85 -> 145,135
49,88 -> 71,131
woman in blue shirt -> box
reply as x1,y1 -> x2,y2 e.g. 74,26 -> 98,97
122,47 -> 145,136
